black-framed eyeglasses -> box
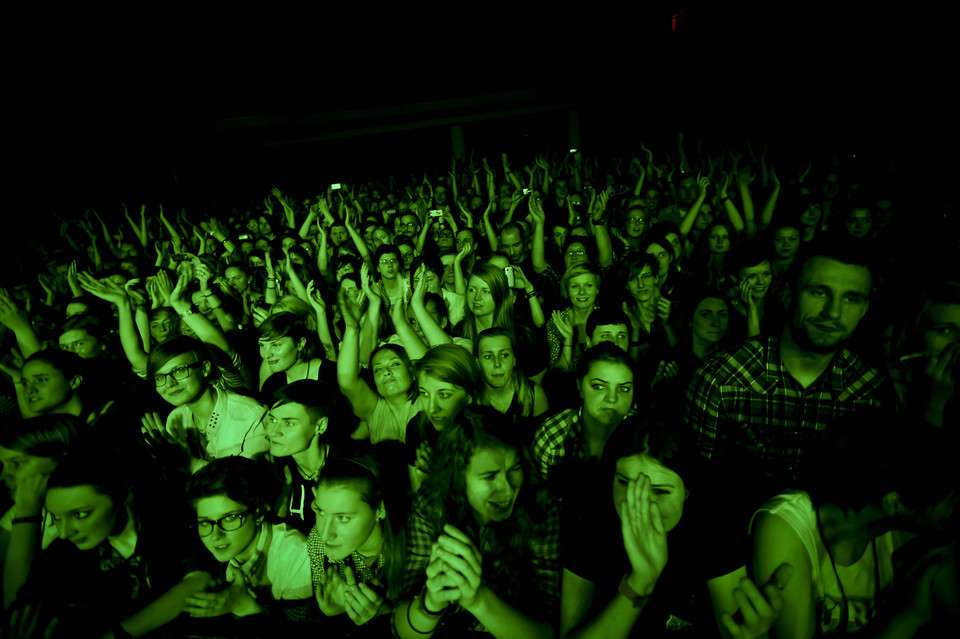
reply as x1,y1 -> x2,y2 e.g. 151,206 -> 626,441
196,511 -> 252,537
153,362 -> 202,387
627,217 -> 647,225
379,258 -> 399,266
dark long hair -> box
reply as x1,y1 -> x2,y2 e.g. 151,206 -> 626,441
420,406 -> 551,602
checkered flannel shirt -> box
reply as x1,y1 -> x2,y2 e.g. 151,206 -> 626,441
684,336 -> 896,485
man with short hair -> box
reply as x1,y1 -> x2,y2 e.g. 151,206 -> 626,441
585,309 -> 631,353
685,240 -> 896,498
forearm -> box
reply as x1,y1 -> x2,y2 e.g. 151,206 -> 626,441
337,325 -> 361,388
679,196 -> 705,237
483,213 -> 499,252
565,591 -> 645,639
119,572 -> 212,638
3,519 -> 42,609
298,212 -> 317,239
264,279 -> 278,306
11,324 -> 42,360
738,184 -> 754,232
532,223 -> 547,273
525,291 -> 545,328
358,304 -> 381,367
593,223 -> 614,268
759,185 -> 780,231
315,309 -> 337,361
393,315 -> 428,361
117,301 -> 149,369
412,299 -> 453,347
467,585 -> 553,639
453,258 -> 467,296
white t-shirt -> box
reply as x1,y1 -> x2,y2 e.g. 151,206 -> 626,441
166,390 -> 269,460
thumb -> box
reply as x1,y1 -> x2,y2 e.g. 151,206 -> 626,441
767,563 -> 794,590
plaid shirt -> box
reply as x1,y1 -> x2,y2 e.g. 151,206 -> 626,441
531,408 -> 586,482
684,336 -> 896,485
402,492 -> 560,631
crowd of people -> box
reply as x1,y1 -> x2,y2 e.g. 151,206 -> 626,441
0,134 -> 957,638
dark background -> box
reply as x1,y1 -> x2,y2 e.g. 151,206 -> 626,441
7,2 -> 957,218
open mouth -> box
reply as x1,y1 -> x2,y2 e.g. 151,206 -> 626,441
488,500 -> 513,515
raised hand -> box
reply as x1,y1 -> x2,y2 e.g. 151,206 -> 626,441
75,272 -> 127,307
360,263 -> 379,304
737,166 -> 755,187
552,310 -> 574,343
738,279 -> 758,313
342,566 -> 384,626
305,280 -> 327,315
655,296 -> 672,322
154,270 -> 174,307
622,473 -> 668,596
338,286 -> 361,329
315,566 -> 349,615
720,564 -> 793,639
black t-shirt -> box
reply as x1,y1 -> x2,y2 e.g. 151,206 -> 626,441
563,493 -> 743,638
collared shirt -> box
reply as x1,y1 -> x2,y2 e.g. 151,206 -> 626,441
166,390 -> 269,460
684,336 -> 895,485
531,408 -> 586,481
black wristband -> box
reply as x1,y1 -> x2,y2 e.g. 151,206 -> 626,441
12,515 -> 43,525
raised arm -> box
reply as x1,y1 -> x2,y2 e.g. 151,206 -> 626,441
758,169 -> 781,232
528,194 -> 548,274
306,280 -> 337,361
0,289 -> 41,359
679,175 -> 710,238
735,168 -> 754,236
76,273 -> 148,370
482,201 -> 499,253
336,287 -> 380,422
389,294 -> 427,361
169,269 -> 233,356
589,190 -> 614,269
410,265 -> 453,347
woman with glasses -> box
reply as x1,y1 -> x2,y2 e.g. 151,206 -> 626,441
141,336 -> 268,471
622,254 -> 677,369
185,456 -> 313,621
617,205 -> 650,256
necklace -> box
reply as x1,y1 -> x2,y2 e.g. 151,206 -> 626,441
296,444 -> 327,481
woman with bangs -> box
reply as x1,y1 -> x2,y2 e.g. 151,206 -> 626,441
394,406 -> 559,638
141,336 -> 269,470
257,311 -> 335,403
475,327 -> 548,422
309,447 -> 411,633
548,264 -> 602,372
458,264 -> 516,347
621,253 -> 677,367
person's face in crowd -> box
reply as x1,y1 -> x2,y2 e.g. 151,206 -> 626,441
154,353 -> 208,406
628,265 -> 657,304
553,226 -> 568,251
118,243 -> 138,260
371,349 -> 411,398
255,238 -> 270,253
120,261 -> 139,278
568,194 -> 584,210
407,299 -> 446,339
46,484 -> 120,551
467,275 -> 495,318
65,301 -> 89,318
412,265 -> 441,295
265,402 -> 325,458
568,273 -> 599,310
191,291 -> 215,319
330,225 -> 348,246
477,334 -> 516,389
240,240 -> 254,256
20,359 -> 77,414
455,230 -> 475,255
564,241 -> 589,271
469,196 -> 484,212
362,225 -> 377,249
246,220 -> 260,234
624,209 -> 648,239
399,214 -> 420,237
224,267 -> 249,294
788,256 -> 871,354
249,254 -> 266,269
846,208 -> 873,239
678,177 -> 698,205
373,227 -> 393,249
645,189 -> 660,211
498,183 -> 513,200
875,199 -> 895,227
59,329 -> 102,359
801,202 -> 823,227
708,225 -> 730,254
664,232 -> 683,261
195,495 -> 258,563
417,372 -> 469,430
149,309 -> 176,345
436,227 -> 454,251
773,227 -> 801,259
465,446 -> 523,526
259,335 -> 303,374
694,204 -> 714,231
613,454 -> 687,533
579,360 -> 634,427
440,254 -> 457,286
645,243 -> 671,278
920,303 -> 960,358
0,446 -> 57,500
590,323 -> 629,351
570,226 -> 590,240
258,217 -> 273,237
692,297 -> 729,345
739,261 -> 773,299
377,252 -> 400,282
312,483 -> 381,562
281,237 -> 298,251
398,244 -> 416,271
434,185 -> 448,205
822,173 -> 841,199
555,180 -> 569,201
